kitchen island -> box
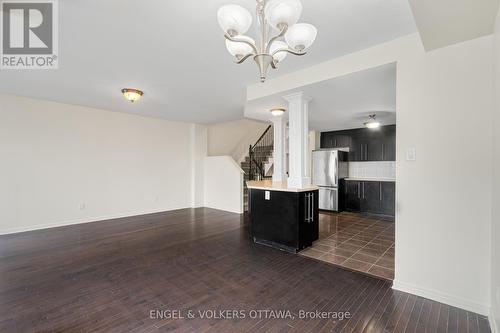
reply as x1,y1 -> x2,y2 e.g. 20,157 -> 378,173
246,180 -> 319,253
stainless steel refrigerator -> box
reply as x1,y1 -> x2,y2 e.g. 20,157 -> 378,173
312,149 -> 349,211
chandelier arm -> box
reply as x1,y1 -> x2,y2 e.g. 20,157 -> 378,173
224,34 -> 259,54
235,53 -> 255,64
265,25 -> 288,54
271,48 -> 307,57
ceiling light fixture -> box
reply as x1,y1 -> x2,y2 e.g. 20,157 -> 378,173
270,108 -> 286,116
121,88 -> 144,103
364,114 -> 381,129
217,0 -> 317,83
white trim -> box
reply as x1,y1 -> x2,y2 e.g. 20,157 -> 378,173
490,310 -> 499,333
0,206 -> 189,235
392,280 -> 490,316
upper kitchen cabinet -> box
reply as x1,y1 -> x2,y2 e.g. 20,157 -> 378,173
320,125 -> 396,162
381,125 -> 396,161
320,131 -> 351,149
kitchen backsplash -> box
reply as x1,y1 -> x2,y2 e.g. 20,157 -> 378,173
349,161 -> 396,179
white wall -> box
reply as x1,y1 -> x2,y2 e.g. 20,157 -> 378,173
204,156 -> 244,214
207,119 -> 269,162
395,36 -> 493,315
0,94 -> 198,234
191,124 -> 207,208
491,6 -> 500,332
247,34 -> 494,315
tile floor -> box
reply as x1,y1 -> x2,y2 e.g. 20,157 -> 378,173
300,211 -> 395,280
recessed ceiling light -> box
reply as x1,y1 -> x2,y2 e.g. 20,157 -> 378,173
270,108 -> 286,116
121,88 -> 144,103
364,114 -> 381,129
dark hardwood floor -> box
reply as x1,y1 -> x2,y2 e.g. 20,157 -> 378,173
0,208 -> 491,333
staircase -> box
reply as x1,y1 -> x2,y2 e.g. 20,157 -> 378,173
241,125 -> 274,211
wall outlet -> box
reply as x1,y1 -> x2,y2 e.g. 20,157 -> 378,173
79,203 -> 86,210
265,191 -> 270,200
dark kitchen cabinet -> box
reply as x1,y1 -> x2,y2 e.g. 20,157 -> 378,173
381,126 -> 396,161
345,180 -> 395,217
380,181 -> 396,216
321,132 -> 351,149
249,188 -> 319,253
345,180 -> 361,211
321,125 -> 396,161
361,181 -> 382,213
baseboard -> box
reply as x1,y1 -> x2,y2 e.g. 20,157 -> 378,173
0,206 -> 190,235
392,280 -> 489,316
490,311 -> 499,333
204,204 -> 243,215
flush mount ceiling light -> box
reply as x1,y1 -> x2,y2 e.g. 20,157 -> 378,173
270,108 -> 286,116
217,0 -> 317,83
121,88 -> 144,103
364,114 -> 381,129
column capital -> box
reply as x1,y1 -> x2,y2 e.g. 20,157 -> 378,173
282,91 -> 312,103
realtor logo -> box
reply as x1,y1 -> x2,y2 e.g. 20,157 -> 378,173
1,0 -> 58,69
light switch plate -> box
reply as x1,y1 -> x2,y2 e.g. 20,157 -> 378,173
265,191 -> 270,200
406,148 -> 416,161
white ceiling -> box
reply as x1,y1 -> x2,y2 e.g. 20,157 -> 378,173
0,0 -> 416,123
409,0 -> 500,51
244,63 -> 397,131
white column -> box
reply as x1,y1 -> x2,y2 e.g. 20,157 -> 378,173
283,91 -> 311,189
271,116 -> 286,183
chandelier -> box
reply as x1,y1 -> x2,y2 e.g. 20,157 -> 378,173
217,0 -> 317,82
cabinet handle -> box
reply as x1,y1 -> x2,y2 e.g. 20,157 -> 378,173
358,183 -> 360,199
310,193 -> 314,222
379,184 -> 382,201
365,144 -> 368,161
382,144 -> 385,160
363,182 -> 365,199
305,194 -> 309,223
304,193 -> 314,223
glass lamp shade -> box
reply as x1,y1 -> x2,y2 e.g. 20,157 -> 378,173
264,0 -> 302,31
364,121 -> 381,129
270,108 -> 286,116
217,5 -> 253,36
121,88 -> 143,103
364,115 -> 381,129
285,23 -> 317,51
269,41 -> 288,62
225,36 -> 256,57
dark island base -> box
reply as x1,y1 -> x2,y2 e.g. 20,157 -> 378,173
253,237 -> 302,254
249,188 -> 319,253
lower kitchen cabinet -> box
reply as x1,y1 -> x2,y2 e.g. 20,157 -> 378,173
362,181 -> 382,213
380,181 -> 396,216
345,180 -> 361,211
345,180 -> 395,217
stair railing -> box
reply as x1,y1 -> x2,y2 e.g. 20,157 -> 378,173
248,125 -> 273,181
